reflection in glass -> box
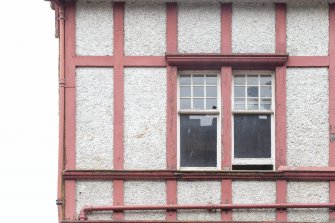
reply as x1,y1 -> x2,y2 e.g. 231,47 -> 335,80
180,86 -> 191,97
206,86 -> 217,97
260,86 -> 271,98
193,75 -> 204,85
247,75 -> 258,85
234,86 -> 245,97
206,98 -> 217,109
193,86 -> 204,97
206,75 -> 217,85
260,76 -> 272,85
180,115 -> 217,167
247,86 -> 258,97
180,75 -> 191,85
247,98 -> 258,110
180,98 -> 191,109
234,75 -> 245,85
193,98 -> 204,109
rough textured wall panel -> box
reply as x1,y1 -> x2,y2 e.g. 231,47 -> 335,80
124,181 -> 166,220
232,181 -> 276,221
124,68 -> 166,169
76,0 -> 113,56
287,1 -> 328,56
177,181 -> 221,220
76,181 -> 113,220
286,68 -> 329,167
287,181 -> 329,222
76,68 -> 113,169
178,1 -> 221,53
124,1 -> 166,56
232,1 -> 275,53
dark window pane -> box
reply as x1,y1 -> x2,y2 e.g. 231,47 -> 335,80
247,86 -> 258,97
234,114 -> 271,158
180,115 -> 217,167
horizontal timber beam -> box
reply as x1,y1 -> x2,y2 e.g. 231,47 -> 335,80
63,167 -> 335,181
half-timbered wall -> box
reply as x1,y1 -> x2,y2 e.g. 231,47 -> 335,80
58,0 -> 335,222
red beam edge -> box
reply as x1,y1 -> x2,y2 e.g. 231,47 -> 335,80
221,180 -> 232,221
275,4 -> 286,53
221,3 -> 232,54
287,56 -> 329,67
113,2 -> 125,220
329,3 -> 335,220
166,2 -> 177,53
64,1 -> 76,220
221,67 -> 232,169
221,4 -> 232,220
166,2 -> 178,220
275,4 -> 287,221
275,66 -> 287,169
276,180 -> 287,222
75,56 -> 114,67
123,56 -> 166,67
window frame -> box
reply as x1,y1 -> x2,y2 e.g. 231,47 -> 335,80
231,70 -> 276,168
177,70 -> 221,171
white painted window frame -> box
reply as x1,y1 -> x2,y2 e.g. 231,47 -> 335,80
232,70 -> 275,168
177,70 -> 221,171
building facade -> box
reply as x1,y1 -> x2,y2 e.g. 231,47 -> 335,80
48,0 -> 335,222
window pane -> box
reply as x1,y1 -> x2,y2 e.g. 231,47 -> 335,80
234,75 -> 245,85
234,86 -> 245,97
247,86 -> 258,97
234,98 -> 245,110
193,98 -> 204,109
180,86 -> 191,97
234,114 -> 271,158
206,98 -> 217,109
247,75 -> 258,85
193,86 -> 204,97
260,98 -> 272,110
180,115 -> 217,167
206,86 -> 217,97
180,75 -> 191,85
193,75 -> 204,85
247,98 -> 259,110
206,75 -> 217,85
260,75 -> 272,85
260,86 -> 271,98
180,98 -> 191,109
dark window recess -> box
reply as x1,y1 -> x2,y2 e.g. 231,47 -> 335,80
180,115 -> 217,167
234,114 -> 271,158
232,165 -> 273,171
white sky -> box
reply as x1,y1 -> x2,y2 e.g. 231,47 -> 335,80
0,1 -> 58,222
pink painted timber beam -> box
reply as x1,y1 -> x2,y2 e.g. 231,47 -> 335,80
221,3 -> 232,221
64,1 -> 76,220
166,2 -> 178,221
113,2 -> 125,221
275,3 -> 287,222
329,3 -> 335,221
